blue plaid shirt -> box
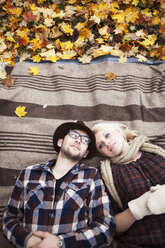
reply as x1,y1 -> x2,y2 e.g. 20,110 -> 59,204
3,160 -> 115,248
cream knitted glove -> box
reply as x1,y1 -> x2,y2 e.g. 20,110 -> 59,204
147,184 -> 165,215
128,184 -> 165,220
128,191 -> 151,220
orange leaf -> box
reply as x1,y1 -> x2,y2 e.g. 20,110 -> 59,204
2,75 -> 16,87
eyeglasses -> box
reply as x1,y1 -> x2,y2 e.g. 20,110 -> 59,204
68,130 -> 91,145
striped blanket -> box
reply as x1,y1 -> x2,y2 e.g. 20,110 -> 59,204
0,59 -> 165,247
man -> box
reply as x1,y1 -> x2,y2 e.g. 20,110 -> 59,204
3,120 -> 115,248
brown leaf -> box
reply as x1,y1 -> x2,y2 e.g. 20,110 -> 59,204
2,75 -> 16,87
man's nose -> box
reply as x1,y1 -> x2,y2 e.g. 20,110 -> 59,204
75,136 -> 81,143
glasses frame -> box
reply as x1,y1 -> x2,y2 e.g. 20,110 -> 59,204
68,129 -> 91,145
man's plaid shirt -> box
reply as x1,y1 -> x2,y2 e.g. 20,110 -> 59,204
3,160 -> 115,248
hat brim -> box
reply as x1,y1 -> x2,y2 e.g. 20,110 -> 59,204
53,122 -> 96,159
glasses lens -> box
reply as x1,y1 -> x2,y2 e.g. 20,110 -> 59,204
82,136 -> 91,145
69,130 -> 78,139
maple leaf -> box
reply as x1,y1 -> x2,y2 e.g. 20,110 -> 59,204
23,11 -> 37,22
2,75 -> 16,87
90,15 -> 101,24
112,12 -> 125,23
105,72 -> 116,81
0,39 -> 7,53
136,54 -> 147,62
59,22 -> 74,36
7,37 -> 16,43
139,34 -> 157,46
44,18 -> 54,27
60,41 -> 74,50
32,55 -> 42,63
118,55 -> 127,63
0,69 -> 7,79
49,55 -> 59,62
40,49 -> 56,60
29,66 -> 40,75
14,106 -> 27,118
78,54 -> 92,64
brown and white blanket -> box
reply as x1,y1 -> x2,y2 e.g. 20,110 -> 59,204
0,59 -> 165,247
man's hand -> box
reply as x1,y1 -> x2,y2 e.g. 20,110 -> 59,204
26,234 -> 42,248
31,231 -> 62,248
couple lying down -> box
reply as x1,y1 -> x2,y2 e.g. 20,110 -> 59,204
3,120 -> 165,248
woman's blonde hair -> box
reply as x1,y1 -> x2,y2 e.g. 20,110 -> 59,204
92,122 -> 138,142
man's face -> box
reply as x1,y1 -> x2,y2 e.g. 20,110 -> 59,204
57,129 -> 89,161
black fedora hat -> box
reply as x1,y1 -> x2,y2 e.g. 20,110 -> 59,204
53,120 -> 96,159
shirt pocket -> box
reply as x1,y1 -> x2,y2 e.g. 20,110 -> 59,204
25,182 -> 45,210
64,182 -> 88,211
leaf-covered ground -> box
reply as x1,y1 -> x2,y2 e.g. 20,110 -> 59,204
0,0 -> 165,65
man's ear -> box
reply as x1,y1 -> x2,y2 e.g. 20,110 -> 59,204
57,138 -> 63,148
83,150 -> 89,158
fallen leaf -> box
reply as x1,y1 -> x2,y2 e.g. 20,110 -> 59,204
0,69 -> 7,79
23,11 -> 37,22
78,54 -> 92,64
136,54 -> 147,62
2,75 -> 16,87
43,104 -> 48,108
14,106 -> 27,118
118,55 -> 127,63
29,66 -> 40,75
105,72 -> 116,81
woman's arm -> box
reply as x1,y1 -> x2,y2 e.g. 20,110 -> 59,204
115,208 -> 135,233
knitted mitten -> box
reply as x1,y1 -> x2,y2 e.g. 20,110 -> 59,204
147,184 -> 165,215
128,191 -> 151,220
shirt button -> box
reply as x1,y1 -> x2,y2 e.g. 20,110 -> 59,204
49,213 -> 55,218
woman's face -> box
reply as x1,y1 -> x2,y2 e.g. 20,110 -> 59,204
95,129 -> 128,157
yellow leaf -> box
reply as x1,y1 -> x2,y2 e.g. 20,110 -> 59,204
49,55 -> 59,62
14,106 -> 27,118
132,0 -> 139,6
96,38 -> 105,44
29,66 -> 40,75
139,34 -> 157,46
112,12 -> 125,23
7,37 -> 16,43
60,41 -> 74,50
59,22 -> 74,36
105,72 -> 116,81
32,55 -> 42,63
16,28 -> 29,38
118,55 -> 127,63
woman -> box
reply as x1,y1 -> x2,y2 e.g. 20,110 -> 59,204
92,122 -> 165,247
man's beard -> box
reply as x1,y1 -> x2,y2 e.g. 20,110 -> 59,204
60,146 -> 84,161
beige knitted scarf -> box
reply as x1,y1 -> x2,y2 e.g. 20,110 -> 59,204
100,135 -> 165,209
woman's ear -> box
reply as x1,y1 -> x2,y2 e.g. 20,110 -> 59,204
57,138 -> 63,148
